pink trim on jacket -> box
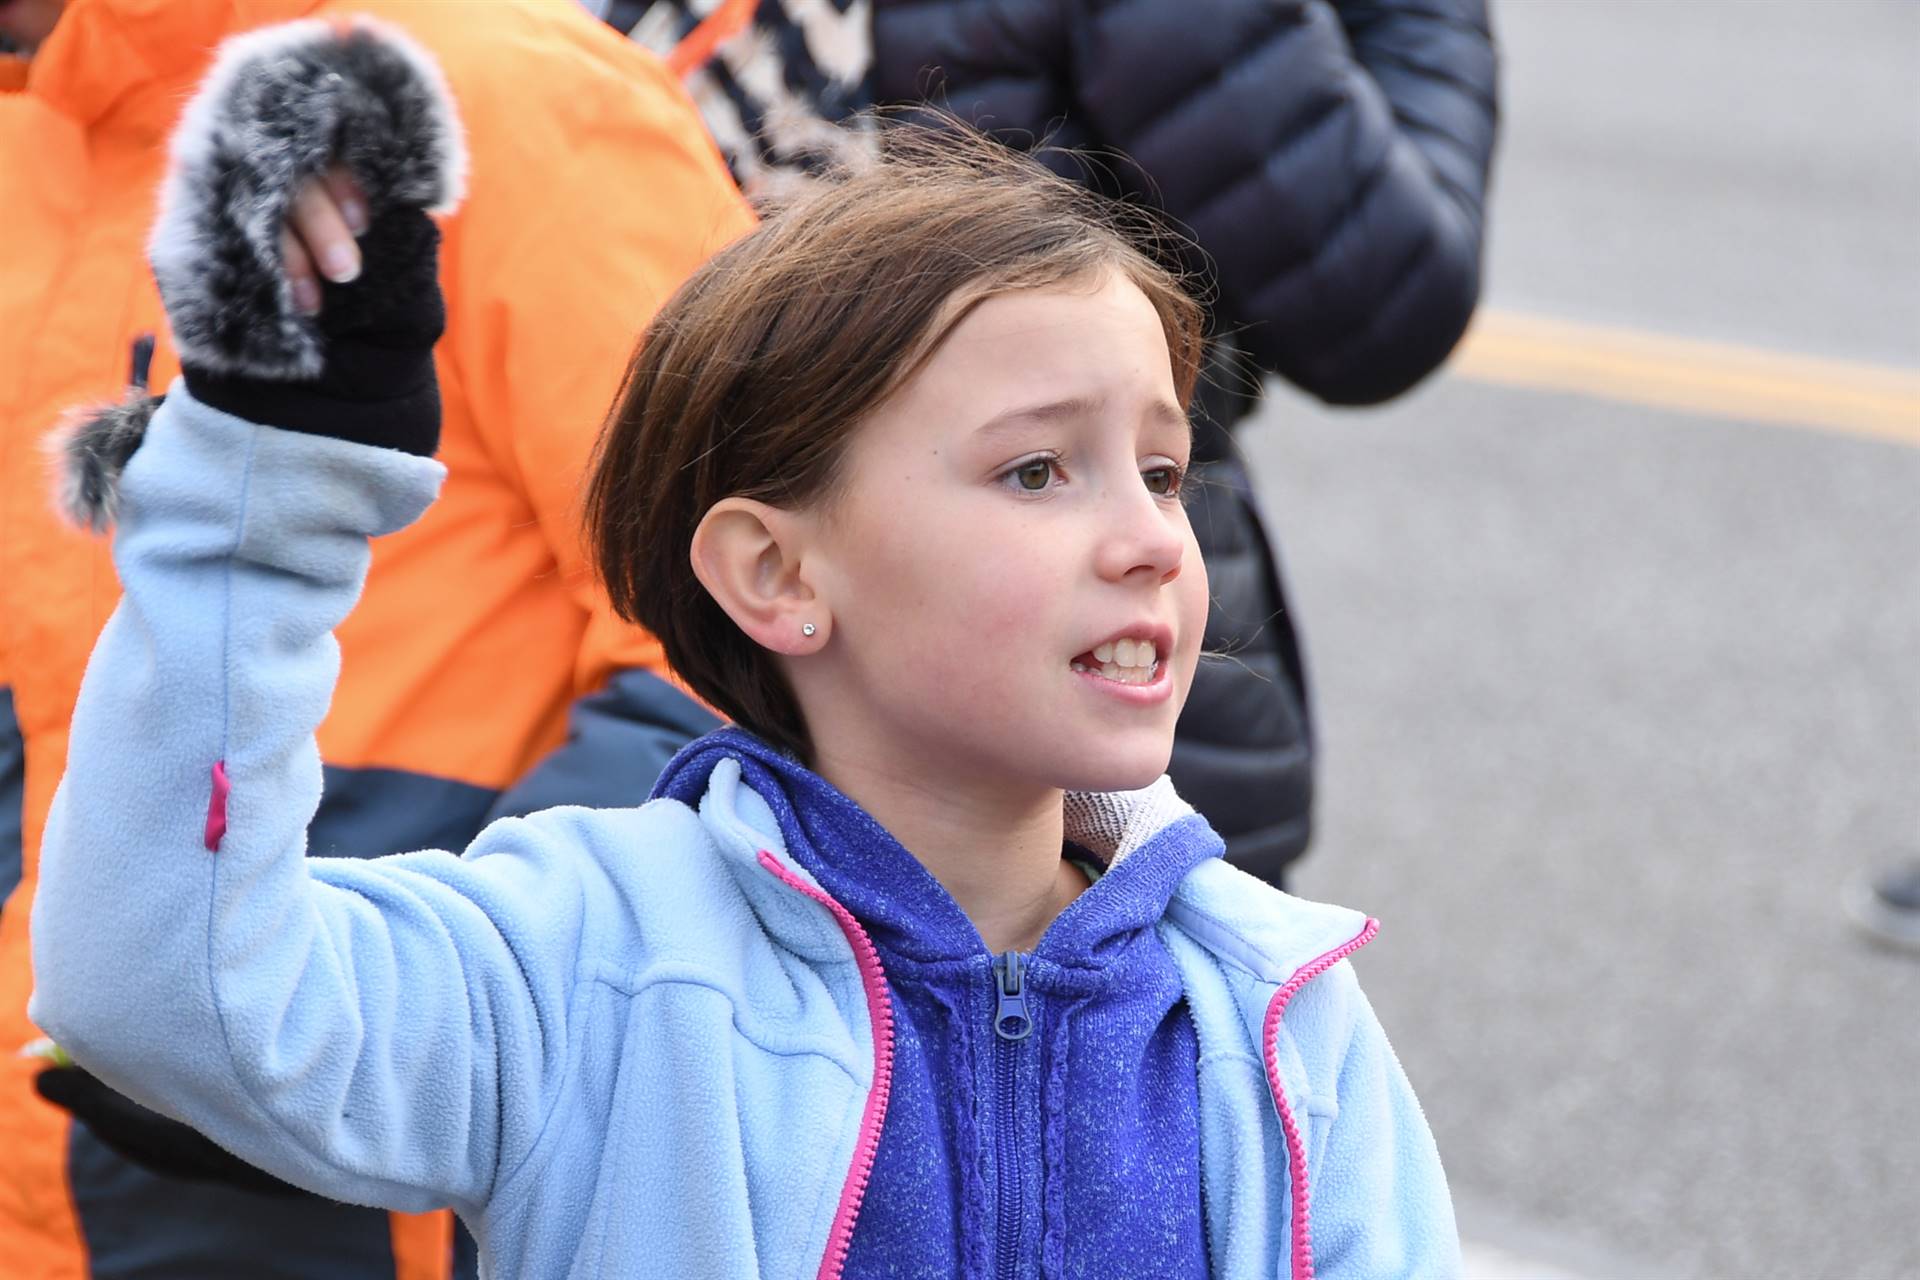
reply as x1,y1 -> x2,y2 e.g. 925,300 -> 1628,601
1262,918 -> 1381,1280
757,850 -> 897,1280
204,760 -> 231,851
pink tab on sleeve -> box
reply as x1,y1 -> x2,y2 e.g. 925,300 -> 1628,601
204,761 -> 231,852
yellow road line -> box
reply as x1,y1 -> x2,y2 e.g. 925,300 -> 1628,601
1450,310 -> 1920,446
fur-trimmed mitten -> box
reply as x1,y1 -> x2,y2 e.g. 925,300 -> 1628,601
36,16 -> 466,1198
50,15 -> 466,531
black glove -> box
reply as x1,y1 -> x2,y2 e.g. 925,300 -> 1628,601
148,18 -> 465,459
184,207 -> 447,457
50,20 -> 464,535
36,1066 -> 313,1199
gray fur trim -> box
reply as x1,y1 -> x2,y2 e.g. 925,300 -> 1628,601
148,17 -> 467,381
43,396 -> 165,534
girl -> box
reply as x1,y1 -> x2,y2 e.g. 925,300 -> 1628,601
31,19 -> 1458,1280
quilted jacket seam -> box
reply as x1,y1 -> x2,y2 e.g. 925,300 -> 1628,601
1206,132 -> 1400,330
1175,90 -> 1350,246
1095,7 -> 1295,145
1309,214 -> 1457,365
1350,45 -> 1498,116
1337,2 -> 1492,44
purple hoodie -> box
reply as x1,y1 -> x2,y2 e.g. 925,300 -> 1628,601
655,728 -> 1222,1276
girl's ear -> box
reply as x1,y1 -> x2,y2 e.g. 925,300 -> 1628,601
689,497 -> 829,654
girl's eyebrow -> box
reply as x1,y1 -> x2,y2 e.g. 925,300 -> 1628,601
974,394 -> 1188,436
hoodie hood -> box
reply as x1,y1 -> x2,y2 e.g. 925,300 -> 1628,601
654,727 -> 1224,968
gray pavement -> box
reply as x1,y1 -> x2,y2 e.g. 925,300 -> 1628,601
1486,0 -> 1919,367
1235,1 -> 1920,1276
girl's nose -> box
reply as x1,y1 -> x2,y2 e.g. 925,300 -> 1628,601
1094,484 -> 1186,585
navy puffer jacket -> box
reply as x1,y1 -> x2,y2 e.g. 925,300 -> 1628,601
872,0 -> 1500,406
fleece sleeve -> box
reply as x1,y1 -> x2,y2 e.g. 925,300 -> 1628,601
1305,964 -> 1462,1278
28,385 -> 608,1216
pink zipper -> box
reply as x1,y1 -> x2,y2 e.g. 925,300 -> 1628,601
757,851 -> 897,1280
1261,918 -> 1380,1280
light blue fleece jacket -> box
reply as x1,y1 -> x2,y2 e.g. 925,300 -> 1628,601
30,385 -> 1460,1279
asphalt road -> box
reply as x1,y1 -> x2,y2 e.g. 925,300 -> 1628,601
1236,2 -> 1920,1276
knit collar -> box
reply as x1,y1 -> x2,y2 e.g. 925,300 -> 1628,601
24,0 -> 322,135
655,728 -> 1222,969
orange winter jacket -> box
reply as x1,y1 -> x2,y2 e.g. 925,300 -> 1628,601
0,1 -> 752,1275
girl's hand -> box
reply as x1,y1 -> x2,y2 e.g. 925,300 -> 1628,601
146,16 -> 462,396
282,165 -> 369,315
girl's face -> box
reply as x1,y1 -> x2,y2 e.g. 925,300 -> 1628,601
799,269 -> 1208,796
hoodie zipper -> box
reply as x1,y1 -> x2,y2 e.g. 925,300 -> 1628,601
1262,919 -> 1381,1280
992,950 -> 1033,1278
755,851 -> 896,1280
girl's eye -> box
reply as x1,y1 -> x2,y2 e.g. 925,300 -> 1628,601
1143,464 -> 1185,497
1006,457 -> 1061,492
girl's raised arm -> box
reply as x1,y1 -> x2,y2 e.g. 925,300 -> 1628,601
29,19 -> 600,1216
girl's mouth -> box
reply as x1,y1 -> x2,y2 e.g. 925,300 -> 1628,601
1069,637 -> 1161,686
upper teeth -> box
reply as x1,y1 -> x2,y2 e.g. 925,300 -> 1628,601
1094,638 -> 1157,667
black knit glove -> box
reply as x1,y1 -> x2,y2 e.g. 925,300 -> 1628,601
183,208 -> 447,457
36,1066 -> 313,1199
149,17 -> 466,458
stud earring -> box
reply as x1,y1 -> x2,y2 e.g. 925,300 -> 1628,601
802,623 -> 817,637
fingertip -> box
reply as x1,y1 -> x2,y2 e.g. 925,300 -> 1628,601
322,244 -> 362,284
291,180 -> 362,282
325,165 -> 369,236
282,232 -> 322,314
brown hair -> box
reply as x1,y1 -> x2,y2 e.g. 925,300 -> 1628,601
585,123 -> 1206,757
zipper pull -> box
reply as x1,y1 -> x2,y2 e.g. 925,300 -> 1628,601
993,951 -> 1032,1041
